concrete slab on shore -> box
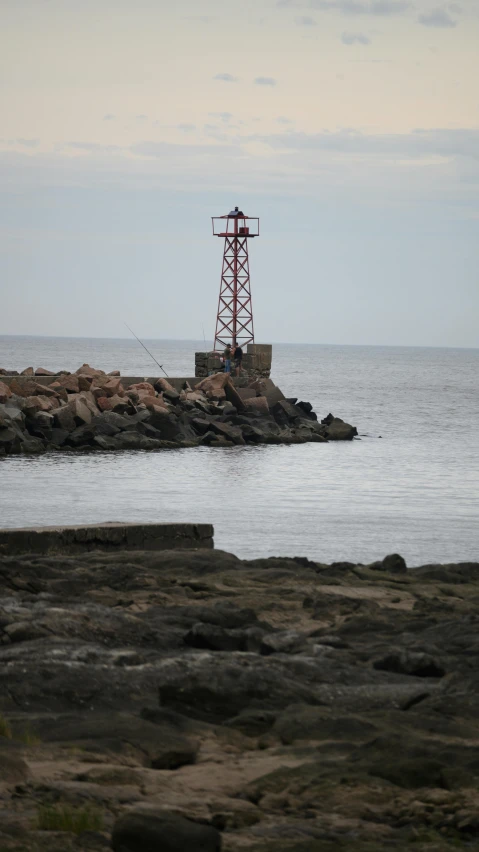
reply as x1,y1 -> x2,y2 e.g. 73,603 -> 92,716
0,522 -> 214,555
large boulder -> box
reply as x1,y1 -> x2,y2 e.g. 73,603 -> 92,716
195,372 -> 230,400
324,416 -> 357,441
78,374 -> 93,391
74,363 -> 106,377
20,366 -> 34,376
34,367 -> 56,376
243,396 -> 269,416
154,378 -> 180,401
129,381 -> 156,395
369,553 -> 407,574
271,399 -> 302,426
8,379 -> 59,399
145,406 -> 184,440
91,376 -> 124,397
107,394 -> 134,415
66,393 -> 98,425
209,421 -> 245,446
23,395 -> 58,417
53,404 -> 76,432
0,380 -> 12,403
51,374 -> 80,394
90,411 -> 131,436
224,381 -> 246,412
111,810 -> 222,852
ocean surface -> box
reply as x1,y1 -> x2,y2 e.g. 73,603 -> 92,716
1,335 -> 478,565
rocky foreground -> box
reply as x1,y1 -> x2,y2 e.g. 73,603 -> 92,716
1,548 -> 479,850
0,365 -> 357,456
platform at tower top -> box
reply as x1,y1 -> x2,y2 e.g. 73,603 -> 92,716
195,343 -> 272,379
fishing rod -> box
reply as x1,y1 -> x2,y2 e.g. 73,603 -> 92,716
124,323 -> 169,377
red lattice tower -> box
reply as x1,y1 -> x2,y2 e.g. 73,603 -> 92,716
212,207 -> 259,350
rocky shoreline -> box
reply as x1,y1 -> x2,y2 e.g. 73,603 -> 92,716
1,544 -> 479,851
0,364 -> 357,456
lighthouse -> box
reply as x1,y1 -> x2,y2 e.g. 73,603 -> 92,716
211,206 -> 259,350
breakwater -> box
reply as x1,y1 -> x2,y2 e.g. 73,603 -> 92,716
0,364 -> 357,456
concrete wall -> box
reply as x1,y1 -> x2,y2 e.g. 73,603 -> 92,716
0,522 -> 214,555
195,344 -> 272,379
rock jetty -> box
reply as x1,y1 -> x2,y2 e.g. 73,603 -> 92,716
1,543 -> 479,851
0,364 -> 357,456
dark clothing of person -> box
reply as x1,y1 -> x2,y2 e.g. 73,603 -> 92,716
234,346 -> 243,364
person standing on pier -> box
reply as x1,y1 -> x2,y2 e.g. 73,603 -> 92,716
223,343 -> 232,374
233,341 -> 243,376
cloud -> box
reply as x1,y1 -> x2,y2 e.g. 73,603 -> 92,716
177,123 -> 195,132
214,73 -> 238,82
277,116 -> 293,124
342,30 -> 371,42
311,0 -> 410,15
14,138 -> 39,148
103,114 -> 115,121
258,127 -> 479,160
136,114 -> 148,122
254,76 -> 277,86
66,142 -> 121,153
295,15 -> 317,24
209,112 -> 233,122
418,6 -> 458,27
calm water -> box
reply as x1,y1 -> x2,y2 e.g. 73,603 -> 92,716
1,336 -> 478,565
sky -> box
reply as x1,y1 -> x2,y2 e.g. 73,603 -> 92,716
0,0 -> 478,347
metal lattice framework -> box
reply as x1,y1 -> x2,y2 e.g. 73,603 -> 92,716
212,210 -> 259,350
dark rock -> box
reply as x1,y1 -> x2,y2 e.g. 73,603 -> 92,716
373,650 -> 446,678
53,404 -> 77,433
90,411 -> 130,436
209,420 -> 246,445
224,709 -> 277,737
50,427 -> 70,446
383,553 -> 407,573
93,435 -> 117,450
273,706 -> 378,745
0,742 -> 30,783
240,424 -> 267,443
369,553 -> 407,573
158,653 -> 322,723
191,417 -> 213,435
112,432 -> 162,451
224,380 -> 246,412
296,400 -> 313,415
111,810 -> 222,852
146,407 -> 184,440
271,399 -> 300,426
260,630 -> 307,656
184,623 -> 264,653
154,378 -> 181,401
4,621 -> 50,642
324,417 -> 358,441
34,713 -> 198,770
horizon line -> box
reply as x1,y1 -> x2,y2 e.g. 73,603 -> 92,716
0,333 -> 478,352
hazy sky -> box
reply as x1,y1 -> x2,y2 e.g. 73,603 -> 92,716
1,0 -> 478,347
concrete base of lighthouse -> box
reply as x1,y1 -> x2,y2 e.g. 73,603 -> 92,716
195,344 -> 272,379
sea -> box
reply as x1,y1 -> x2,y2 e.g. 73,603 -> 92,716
0,336 -> 478,566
